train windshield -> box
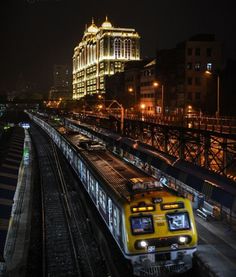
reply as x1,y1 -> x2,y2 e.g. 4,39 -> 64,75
166,212 -> 190,231
130,216 -> 154,235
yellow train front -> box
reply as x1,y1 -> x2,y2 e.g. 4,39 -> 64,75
122,178 -> 198,276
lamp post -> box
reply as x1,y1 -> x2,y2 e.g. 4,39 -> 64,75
153,81 -> 164,116
216,74 -> 220,118
140,103 -> 146,120
205,70 -> 220,118
128,86 -> 136,110
161,84 -> 164,116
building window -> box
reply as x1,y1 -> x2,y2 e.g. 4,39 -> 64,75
195,77 -> 201,85
187,48 -> 192,55
195,48 -> 201,56
187,92 -> 192,100
124,39 -> 131,59
114,38 -> 121,58
187,62 -> 192,70
100,40 -> 104,57
206,63 -> 212,71
195,62 -> 201,71
206,48 -> 212,57
195,92 -> 201,100
187,77 -> 192,85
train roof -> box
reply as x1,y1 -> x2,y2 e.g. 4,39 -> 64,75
65,132 -> 176,202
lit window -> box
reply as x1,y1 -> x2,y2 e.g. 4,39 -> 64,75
207,63 -> 212,71
124,39 -> 131,59
114,38 -> 121,58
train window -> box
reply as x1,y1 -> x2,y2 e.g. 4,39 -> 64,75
99,188 -> 107,213
130,215 -> 154,235
166,212 -> 190,231
113,206 -> 120,236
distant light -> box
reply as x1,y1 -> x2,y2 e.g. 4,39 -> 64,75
19,122 -> 30,129
140,103 -> 146,109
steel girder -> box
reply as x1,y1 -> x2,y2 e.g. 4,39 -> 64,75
123,119 -> 236,179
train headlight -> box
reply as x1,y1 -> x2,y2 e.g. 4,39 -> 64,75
178,236 -> 188,244
137,240 -> 148,249
140,240 -> 148,248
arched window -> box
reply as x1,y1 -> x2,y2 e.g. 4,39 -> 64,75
100,40 -> 104,57
114,38 -> 121,58
124,39 -> 131,59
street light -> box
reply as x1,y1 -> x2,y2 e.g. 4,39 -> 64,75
153,81 -> 164,115
205,70 -> 220,117
128,86 -> 137,108
140,103 -> 146,120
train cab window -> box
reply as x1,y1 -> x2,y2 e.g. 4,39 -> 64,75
130,215 -> 154,235
166,212 -> 190,231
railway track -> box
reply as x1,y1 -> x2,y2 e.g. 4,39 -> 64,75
30,124 -> 107,277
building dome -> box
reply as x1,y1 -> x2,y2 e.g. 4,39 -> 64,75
102,16 -> 112,28
87,18 -> 98,33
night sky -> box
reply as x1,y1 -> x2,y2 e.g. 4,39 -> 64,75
1,0 -> 235,92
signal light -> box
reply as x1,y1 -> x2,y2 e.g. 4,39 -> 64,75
161,202 -> 184,210
131,205 -> 155,213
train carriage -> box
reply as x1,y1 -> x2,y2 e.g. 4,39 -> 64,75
30,114 -> 198,276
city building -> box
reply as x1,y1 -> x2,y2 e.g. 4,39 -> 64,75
156,34 -> 223,115
139,59 -> 159,114
72,17 -> 140,100
49,65 -> 72,100
105,59 -> 151,110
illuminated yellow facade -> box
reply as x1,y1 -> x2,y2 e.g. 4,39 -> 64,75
72,17 -> 140,99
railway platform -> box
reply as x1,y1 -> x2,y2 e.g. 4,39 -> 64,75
2,118 -> 236,276
195,212 -> 236,277
0,129 -> 34,277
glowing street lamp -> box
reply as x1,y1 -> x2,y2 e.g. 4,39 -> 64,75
140,103 -> 146,110
153,81 -> 164,115
153,81 -> 159,87
205,70 -> 220,117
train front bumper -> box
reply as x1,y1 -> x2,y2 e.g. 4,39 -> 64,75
130,248 -> 195,276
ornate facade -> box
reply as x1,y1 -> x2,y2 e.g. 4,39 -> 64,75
72,17 -> 140,99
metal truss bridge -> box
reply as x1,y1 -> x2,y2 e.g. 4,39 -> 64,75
75,113 -> 236,180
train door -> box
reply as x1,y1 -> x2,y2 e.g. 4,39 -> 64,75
108,198 -> 113,233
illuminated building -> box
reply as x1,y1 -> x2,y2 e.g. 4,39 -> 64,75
72,17 -> 140,99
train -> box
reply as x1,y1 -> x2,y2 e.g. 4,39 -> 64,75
29,113 -> 198,276
64,116 -> 236,217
